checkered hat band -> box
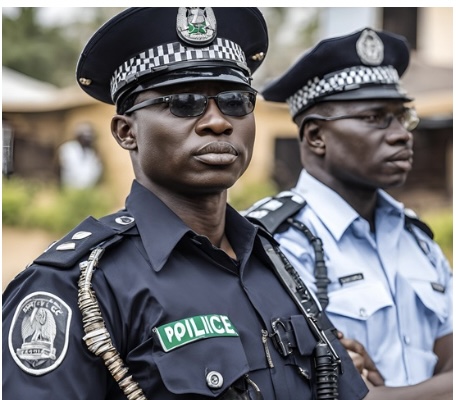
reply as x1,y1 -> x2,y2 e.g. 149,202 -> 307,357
110,38 -> 247,98
286,65 -> 400,117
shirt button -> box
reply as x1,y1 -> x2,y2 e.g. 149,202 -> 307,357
359,307 -> 367,318
206,371 -> 223,389
404,336 -> 411,345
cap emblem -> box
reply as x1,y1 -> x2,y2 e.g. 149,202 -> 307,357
176,7 -> 217,46
356,29 -> 384,66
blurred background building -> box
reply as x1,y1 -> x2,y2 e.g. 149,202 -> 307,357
2,7 -> 453,288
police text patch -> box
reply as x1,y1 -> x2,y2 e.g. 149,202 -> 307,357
154,314 -> 239,352
8,291 -> 72,375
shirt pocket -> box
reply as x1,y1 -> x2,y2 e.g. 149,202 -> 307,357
326,282 -> 393,321
407,279 -> 449,323
324,281 -> 393,345
153,335 -> 250,397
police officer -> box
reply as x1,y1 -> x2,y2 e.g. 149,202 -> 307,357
244,28 -> 452,399
2,8 -> 368,400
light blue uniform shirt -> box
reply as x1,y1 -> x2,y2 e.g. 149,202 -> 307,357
275,170 -> 453,387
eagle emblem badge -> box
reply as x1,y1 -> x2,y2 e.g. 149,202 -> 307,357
176,7 -> 217,46
356,29 -> 384,66
8,291 -> 72,375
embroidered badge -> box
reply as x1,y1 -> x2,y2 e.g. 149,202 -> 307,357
176,7 -> 217,46
153,314 -> 239,352
8,291 -> 72,376
339,273 -> 364,285
356,29 -> 384,66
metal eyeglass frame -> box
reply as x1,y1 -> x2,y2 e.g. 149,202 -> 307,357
299,107 -> 420,140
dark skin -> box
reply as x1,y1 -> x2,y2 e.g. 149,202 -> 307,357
300,100 -> 414,231
299,99 -> 453,399
111,81 -> 256,259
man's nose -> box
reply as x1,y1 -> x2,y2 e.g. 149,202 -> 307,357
195,99 -> 233,136
385,116 -> 413,145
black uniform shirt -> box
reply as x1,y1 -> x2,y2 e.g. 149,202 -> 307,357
3,180 -> 368,399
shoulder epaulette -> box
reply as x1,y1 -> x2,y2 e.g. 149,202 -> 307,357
33,210 -> 137,269
242,191 -> 306,234
404,208 -> 434,240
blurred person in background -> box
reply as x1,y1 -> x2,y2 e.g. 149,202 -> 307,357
245,27 -> 452,400
57,121 -> 103,189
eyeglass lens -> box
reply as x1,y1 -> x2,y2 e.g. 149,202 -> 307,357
125,91 -> 256,117
169,91 -> 256,117
378,108 -> 419,131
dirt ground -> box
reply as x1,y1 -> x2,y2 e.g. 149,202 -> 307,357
2,227 -> 58,291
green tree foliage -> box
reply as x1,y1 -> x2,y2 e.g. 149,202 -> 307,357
2,7 -> 124,87
2,177 -> 116,235
2,7 -> 316,89
2,8 -> 82,87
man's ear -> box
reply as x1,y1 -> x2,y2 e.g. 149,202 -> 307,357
111,115 -> 137,150
302,120 -> 326,155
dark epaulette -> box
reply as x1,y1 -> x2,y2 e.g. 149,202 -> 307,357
404,208 -> 434,240
33,210 -> 137,269
242,191 -> 306,234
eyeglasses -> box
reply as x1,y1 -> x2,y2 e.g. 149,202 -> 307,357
124,90 -> 257,117
299,107 -> 419,139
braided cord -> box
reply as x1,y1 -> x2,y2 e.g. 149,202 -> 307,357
78,248 -> 147,400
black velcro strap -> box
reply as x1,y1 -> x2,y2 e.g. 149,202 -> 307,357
405,215 -> 434,240
245,194 -> 306,234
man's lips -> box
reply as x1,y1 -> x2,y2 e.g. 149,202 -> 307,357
194,142 -> 239,165
388,149 -> 414,162
386,149 -> 414,171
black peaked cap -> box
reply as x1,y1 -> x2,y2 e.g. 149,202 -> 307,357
76,7 -> 268,105
262,27 -> 411,119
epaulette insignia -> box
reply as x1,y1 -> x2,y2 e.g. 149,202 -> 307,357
33,211 -> 136,269
243,192 -> 306,234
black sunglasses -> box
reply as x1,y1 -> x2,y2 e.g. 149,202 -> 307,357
124,90 -> 257,117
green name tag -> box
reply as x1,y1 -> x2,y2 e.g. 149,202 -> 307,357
154,314 -> 239,352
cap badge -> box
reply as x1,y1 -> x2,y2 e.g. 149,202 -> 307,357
356,29 -> 384,66
176,7 -> 217,46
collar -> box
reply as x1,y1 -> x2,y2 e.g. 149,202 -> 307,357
293,170 -> 404,241
125,181 -> 192,271
125,180 -> 258,271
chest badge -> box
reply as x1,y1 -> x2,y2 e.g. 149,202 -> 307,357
8,291 -> 72,375
154,314 -> 239,352
176,7 -> 217,46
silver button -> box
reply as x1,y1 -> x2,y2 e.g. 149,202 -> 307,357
115,216 -> 135,225
206,371 -> 223,389
359,307 -> 367,318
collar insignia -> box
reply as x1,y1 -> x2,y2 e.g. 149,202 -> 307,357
176,7 -> 217,46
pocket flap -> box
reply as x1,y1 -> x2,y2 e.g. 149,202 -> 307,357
155,336 -> 249,396
408,280 -> 449,322
326,282 -> 393,320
